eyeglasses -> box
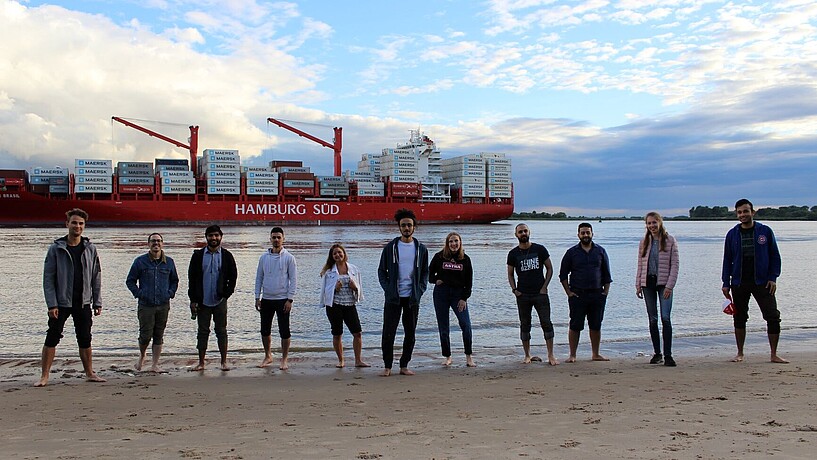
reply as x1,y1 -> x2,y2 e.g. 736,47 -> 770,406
149,239 -> 163,244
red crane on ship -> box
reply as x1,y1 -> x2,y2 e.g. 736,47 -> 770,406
111,117 -> 200,175
267,118 -> 342,176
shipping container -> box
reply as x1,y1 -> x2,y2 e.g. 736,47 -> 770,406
75,159 -> 113,168
206,178 -> 241,186
283,180 -> 315,188
119,185 -> 155,194
203,149 -> 239,157
155,158 -> 189,166
244,171 -> 279,179
269,160 -> 303,168
156,164 -> 189,172
246,179 -> 279,187
276,166 -> 311,173
118,176 -> 155,185
204,154 -> 241,163
279,172 -> 315,180
76,185 -> 113,193
31,167 -> 68,176
77,176 -> 113,185
161,185 -> 196,194
76,168 -> 112,176
48,185 -> 69,193
162,177 -> 196,185
160,170 -> 195,178
207,186 -> 241,195
206,170 -> 241,179
281,187 -> 314,196
246,187 -> 279,195
200,162 -> 240,172
355,189 -> 385,197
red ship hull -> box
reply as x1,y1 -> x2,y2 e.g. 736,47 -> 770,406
1,190 -> 513,226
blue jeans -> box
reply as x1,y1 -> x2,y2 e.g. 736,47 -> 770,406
433,284 -> 473,356
642,286 -> 673,356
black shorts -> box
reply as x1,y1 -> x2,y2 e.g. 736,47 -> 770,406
325,303 -> 362,336
259,299 -> 291,339
45,304 -> 93,348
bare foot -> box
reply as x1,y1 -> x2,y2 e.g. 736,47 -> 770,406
86,373 -> 106,383
522,356 -> 532,364
380,368 -> 392,377
771,355 -> 789,364
466,357 -> 477,368
548,355 -> 560,366
149,366 -> 163,373
258,356 -> 273,368
354,361 -> 370,368
443,357 -> 453,366
135,356 -> 145,371
731,354 -> 744,363
279,359 -> 289,371
336,360 -> 345,368
566,356 -> 577,363
33,377 -> 49,387
399,368 -> 415,376
591,355 -> 609,362
189,364 -> 205,372
220,362 -> 231,371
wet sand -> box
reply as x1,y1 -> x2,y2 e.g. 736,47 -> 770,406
2,337 -> 817,459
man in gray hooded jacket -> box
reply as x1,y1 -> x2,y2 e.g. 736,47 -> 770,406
378,208 -> 429,376
35,208 -> 105,387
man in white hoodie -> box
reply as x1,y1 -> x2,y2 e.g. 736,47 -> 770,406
255,227 -> 297,370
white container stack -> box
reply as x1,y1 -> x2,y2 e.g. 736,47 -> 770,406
481,153 -> 512,198
159,170 -> 196,194
357,154 -> 381,180
201,149 -> 240,195
380,152 -> 419,183
243,168 -> 279,196
75,159 -> 113,194
441,155 -> 485,198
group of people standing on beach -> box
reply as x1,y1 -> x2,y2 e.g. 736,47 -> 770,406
33,198 -> 788,386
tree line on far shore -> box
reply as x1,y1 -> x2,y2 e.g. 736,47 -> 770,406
512,205 -> 817,221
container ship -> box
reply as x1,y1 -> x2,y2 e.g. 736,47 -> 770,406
0,118 -> 513,226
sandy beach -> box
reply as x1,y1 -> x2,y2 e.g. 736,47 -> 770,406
2,344 -> 816,460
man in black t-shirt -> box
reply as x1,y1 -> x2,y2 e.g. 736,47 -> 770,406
507,223 -> 558,365
36,208 -> 105,387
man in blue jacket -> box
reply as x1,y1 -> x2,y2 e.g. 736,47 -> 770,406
378,208 -> 429,376
126,233 -> 179,373
722,198 -> 788,364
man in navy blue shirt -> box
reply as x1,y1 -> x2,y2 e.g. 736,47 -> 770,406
722,198 -> 788,364
559,222 -> 612,363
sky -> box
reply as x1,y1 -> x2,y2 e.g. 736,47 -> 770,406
1,0 -> 816,216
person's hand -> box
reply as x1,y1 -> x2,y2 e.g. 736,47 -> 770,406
284,300 -> 293,313
255,299 -> 261,312
766,281 -> 777,295
457,300 -> 467,312
349,278 -> 358,291
48,307 -> 59,319
722,287 -> 732,301
436,280 -> 443,286
93,306 -> 102,316
636,287 -> 643,299
662,287 -> 673,299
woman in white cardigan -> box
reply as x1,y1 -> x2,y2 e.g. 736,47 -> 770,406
320,244 -> 370,368
636,212 -> 680,367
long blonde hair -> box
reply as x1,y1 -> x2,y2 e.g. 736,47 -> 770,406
442,232 -> 465,260
640,211 -> 668,257
320,243 -> 347,276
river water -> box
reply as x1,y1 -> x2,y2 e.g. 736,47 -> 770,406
2,220 -> 815,359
